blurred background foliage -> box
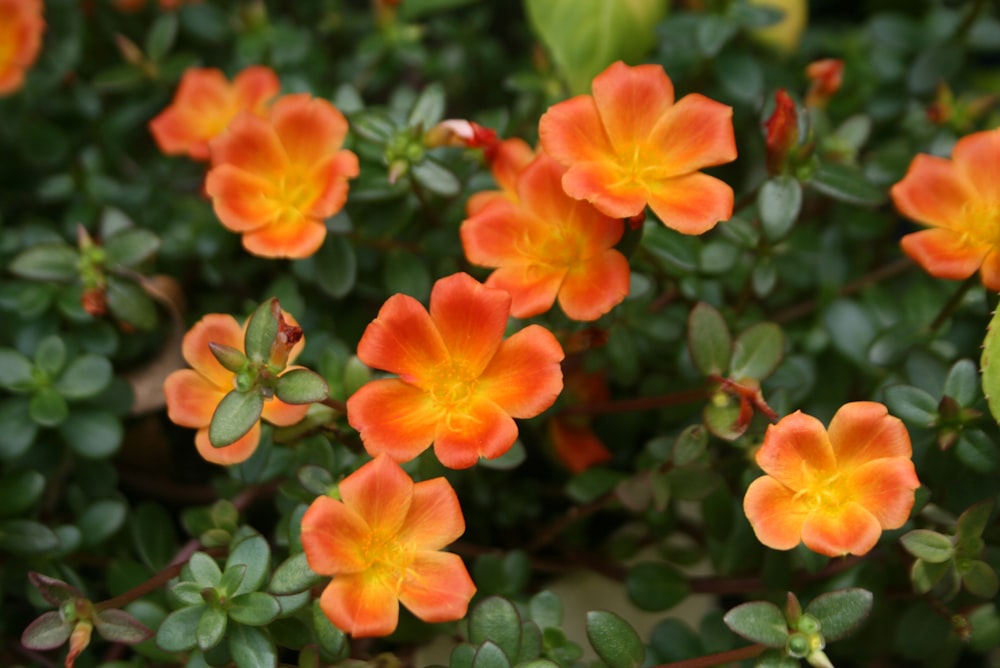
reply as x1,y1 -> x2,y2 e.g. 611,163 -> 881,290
2,0 -> 1000,667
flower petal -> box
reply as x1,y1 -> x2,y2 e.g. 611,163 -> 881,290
319,574 -> 400,638
890,153 -> 976,230
539,94 -> 615,166
261,396 -> 310,427
209,111 -> 287,176
479,324 -> 564,417
356,293 -> 448,381
743,475 -> 808,551
399,551 -> 476,624
241,214 -> 327,259
557,250 -> 630,321
397,478 -> 466,550
164,369 -> 225,428
826,401 -> 912,468
204,165 -> 280,232
649,93 -> 737,175
550,417 -> 613,474
800,502 -> 882,557
232,65 -> 281,114
756,411 -> 836,488
461,200 -> 541,267
591,61 -> 675,151
900,228 -> 985,280
847,457 -> 919,529
338,454 -> 414,539
429,273 -> 509,377
953,128 -> 1000,203
301,495 -> 370,575
306,151 -> 360,218
645,172 -> 734,235
181,313 -> 243,387
433,398 -> 518,469
347,379 -> 439,463
561,161 -> 647,218
485,265 -> 565,319
980,250 -> 1000,292
271,94 -> 350,167
194,422 -> 261,466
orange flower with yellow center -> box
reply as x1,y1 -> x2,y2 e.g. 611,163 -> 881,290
892,128 -> 1000,290
743,402 -> 920,557
0,0 -> 44,97
205,93 -> 360,259
347,272 -> 565,469
538,60 -> 737,235
163,312 -> 309,465
301,454 -> 475,637
149,66 -> 280,161
461,152 -> 630,321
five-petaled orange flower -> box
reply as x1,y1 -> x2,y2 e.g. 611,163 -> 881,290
347,272 -> 565,469
301,454 -> 476,637
205,93 -> 360,259
465,136 -> 535,216
892,128 -> 1000,290
163,312 -> 309,466
149,66 -> 280,161
538,60 -> 737,235
0,0 -> 45,97
461,152 -> 630,321
743,402 -> 920,557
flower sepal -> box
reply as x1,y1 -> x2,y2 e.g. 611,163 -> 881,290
209,389 -> 265,448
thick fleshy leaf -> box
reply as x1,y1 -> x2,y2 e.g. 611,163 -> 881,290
347,379 -> 439,462
209,389 -> 264,447
479,325 -> 564,417
21,611 -> 73,651
94,608 -> 153,644
397,478 -> 466,550
274,368 -> 329,404
338,454 -> 414,540
800,503 -> 882,557
399,551 -> 476,623
586,610 -> 645,668
756,411 -> 836,487
804,588 -> 874,642
319,574 -> 400,638
723,601 -> 789,647
827,401 -> 913,467
743,476 -> 808,550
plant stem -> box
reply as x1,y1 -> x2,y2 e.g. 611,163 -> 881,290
929,273 -> 979,333
653,644 -> 766,668
321,396 -> 348,413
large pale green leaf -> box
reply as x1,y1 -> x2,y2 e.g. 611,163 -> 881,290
525,0 -> 669,94
982,308 -> 1000,423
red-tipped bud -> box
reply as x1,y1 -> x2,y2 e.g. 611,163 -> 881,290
805,58 -> 843,108
764,89 -> 800,174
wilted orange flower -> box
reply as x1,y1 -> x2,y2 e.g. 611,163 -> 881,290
149,66 -> 280,161
538,60 -> 737,235
764,89 -> 800,175
461,152 -> 630,321
0,0 -> 45,97
892,128 -> 1000,290
163,312 -> 309,465
744,402 -> 920,557
205,93 -> 360,259
465,137 -> 535,215
805,58 -> 843,108
549,370 -> 612,474
347,272 -> 565,469
301,454 -> 475,637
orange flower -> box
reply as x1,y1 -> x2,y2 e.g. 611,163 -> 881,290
0,0 -> 44,97
347,272 -> 565,469
461,152 -> 630,321
538,60 -> 737,235
549,370 -> 612,474
805,58 -> 843,108
743,402 -> 920,557
163,312 -> 309,465
465,137 -> 535,215
301,454 -> 475,637
892,128 -> 1000,290
149,66 -> 280,161
205,93 -> 360,259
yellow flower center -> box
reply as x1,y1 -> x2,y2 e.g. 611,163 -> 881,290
956,199 -> 1000,249
792,467 -> 850,515
362,527 -> 416,590
427,361 -> 477,412
275,171 -> 319,213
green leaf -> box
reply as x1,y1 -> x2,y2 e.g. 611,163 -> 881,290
57,409 -> 122,459
808,162 -> 886,206
408,81 -> 446,129
962,560 -> 999,598
197,605 -> 227,650
625,562 -> 690,612
672,425 -> 708,467
209,390 -> 264,447
55,354 -> 113,400
93,609 -> 153,644
315,235 -> 356,299
20,611 -> 73,650
35,335 -> 67,378
0,470 -> 45,517
642,223 -> 699,273
157,605 -> 204,653
911,558 -> 953,595
382,249 -> 432,302
9,243 -> 79,281
244,299 -> 280,363
411,158 -> 461,197
0,397 -> 38,459
0,348 -> 35,391
804,588 -> 874,641
722,600 -> 789,647
220,564 -> 247,597
957,500 -> 993,541
528,590 -> 563,630
107,275 -> 157,330
696,12 -> 738,57
565,467 -> 627,503
229,592 -> 281,626
145,11 -> 178,61
30,387 -> 69,427
130,503 -> 177,571
586,610 -> 645,668
228,622 -> 278,668
226,532 -> 271,596
469,597 -> 522,660
730,322 -> 784,381
688,302 -> 732,376
900,530 -> 955,563
943,359 -> 978,406
822,299 -> 876,367
270,551 -> 322,595
883,385 -> 938,427
758,177 -> 802,241
472,641 -> 512,668
104,228 -> 161,268
188,551 -> 223,587
78,498 -> 128,546
957,430 -> 1000,473
0,519 -> 60,555
985,309 -> 1000,423
702,399 -> 745,441
275,369 -> 329,404
525,0 -> 668,94
312,600 -> 347,658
